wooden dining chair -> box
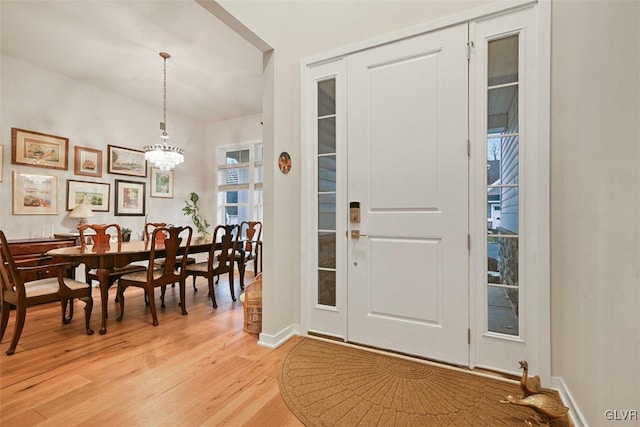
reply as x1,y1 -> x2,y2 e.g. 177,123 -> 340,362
235,221 -> 262,290
185,224 -> 239,308
116,225 -> 193,326
145,222 -> 196,287
0,230 -> 94,355
80,224 -> 146,307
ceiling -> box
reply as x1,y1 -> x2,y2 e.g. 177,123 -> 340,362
0,0 -> 264,123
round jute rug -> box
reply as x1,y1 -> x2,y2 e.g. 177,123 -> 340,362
279,338 -> 571,426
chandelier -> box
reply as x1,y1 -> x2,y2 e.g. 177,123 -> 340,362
143,52 -> 184,171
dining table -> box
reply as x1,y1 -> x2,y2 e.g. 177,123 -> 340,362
47,236 -> 219,335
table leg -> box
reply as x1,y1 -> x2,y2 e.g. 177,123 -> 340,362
97,268 -> 111,335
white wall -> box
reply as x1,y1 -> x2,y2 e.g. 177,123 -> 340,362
219,0 -> 640,424
550,1 -> 640,424
0,55 -> 207,240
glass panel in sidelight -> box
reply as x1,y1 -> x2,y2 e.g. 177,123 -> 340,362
487,285 -> 519,335
487,86 -> 518,135
318,270 -> 336,306
488,35 -> 519,86
318,156 -> 337,192
487,187 -> 519,235
318,79 -> 336,116
487,236 -> 519,286
318,232 -> 336,269
318,193 -> 336,231
318,117 -> 336,154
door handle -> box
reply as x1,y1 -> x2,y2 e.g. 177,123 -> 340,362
351,230 -> 368,239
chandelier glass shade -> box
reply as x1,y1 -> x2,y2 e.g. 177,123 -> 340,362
144,52 -> 184,171
144,142 -> 184,171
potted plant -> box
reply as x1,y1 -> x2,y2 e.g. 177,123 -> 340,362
121,227 -> 132,242
182,192 -> 210,237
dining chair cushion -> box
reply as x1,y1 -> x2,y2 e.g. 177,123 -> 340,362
185,260 -> 221,274
155,255 -> 196,267
24,277 -> 90,297
118,269 -> 165,284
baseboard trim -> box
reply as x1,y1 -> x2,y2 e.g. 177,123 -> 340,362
257,324 -> 298,349
552,376 -> 587,427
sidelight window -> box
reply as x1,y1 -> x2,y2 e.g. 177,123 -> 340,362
317,78 -> 337,307
486,34 -> 520,336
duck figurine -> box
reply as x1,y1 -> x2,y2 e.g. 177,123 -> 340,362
519,360 -> 542,396
501,394 -> 569,426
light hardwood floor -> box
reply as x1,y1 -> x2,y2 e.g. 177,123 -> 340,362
0,272 -> 304,426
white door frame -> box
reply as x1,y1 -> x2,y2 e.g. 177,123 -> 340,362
301,0 -> 550,381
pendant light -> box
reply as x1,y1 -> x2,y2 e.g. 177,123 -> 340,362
143,52 -> 184,170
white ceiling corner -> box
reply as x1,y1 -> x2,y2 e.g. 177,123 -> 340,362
0,0 -> 264,123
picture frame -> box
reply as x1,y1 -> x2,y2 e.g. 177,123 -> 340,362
107,144 -> 147,177
150,167 -> 174,198
12,127 -> 69,170
115,179 -> 146,216
12,171 -> 58,215
74,146 -> 103,177
66,179 -> 110,212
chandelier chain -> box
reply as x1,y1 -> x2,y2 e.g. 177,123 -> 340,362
163,54 -> 167,134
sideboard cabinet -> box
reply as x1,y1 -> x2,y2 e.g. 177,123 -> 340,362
3,237 -> 77,281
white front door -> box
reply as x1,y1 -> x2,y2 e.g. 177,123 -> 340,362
346,24 -> 470,365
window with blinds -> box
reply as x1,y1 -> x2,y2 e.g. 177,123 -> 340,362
217,143 -> 263,225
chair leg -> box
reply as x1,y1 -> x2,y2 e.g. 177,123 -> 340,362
147,288 -> 159,326
61,297 -> 75,324
179,279 -> 188,316
160,285 -> 167,308
7,304 -> 26,356
0,301 -> 11,342
192,274 -> 198,291
80,295 -> 94,335
207,275 -> 217,308
229,268 -> 236,301
116,284 -> 126,321
237,260 -> 245,290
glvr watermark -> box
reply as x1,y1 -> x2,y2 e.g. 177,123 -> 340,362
604,409 -> 638,421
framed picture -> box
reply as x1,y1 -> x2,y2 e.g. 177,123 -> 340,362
115,179 -> 146,216
150,167 -> 174,198
66,179 -> 110,212
12,171 -> 58,215
107,144 -> 147,177
74,146 -> 103,177
11,128 -> 69,170
0,145 -> 3,182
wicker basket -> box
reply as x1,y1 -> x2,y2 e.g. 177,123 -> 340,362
242,273 -> 262,334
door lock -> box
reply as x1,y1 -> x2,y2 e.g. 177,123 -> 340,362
351,230 -> 368,239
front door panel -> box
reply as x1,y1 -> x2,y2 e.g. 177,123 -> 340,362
347,24 -> 469,365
